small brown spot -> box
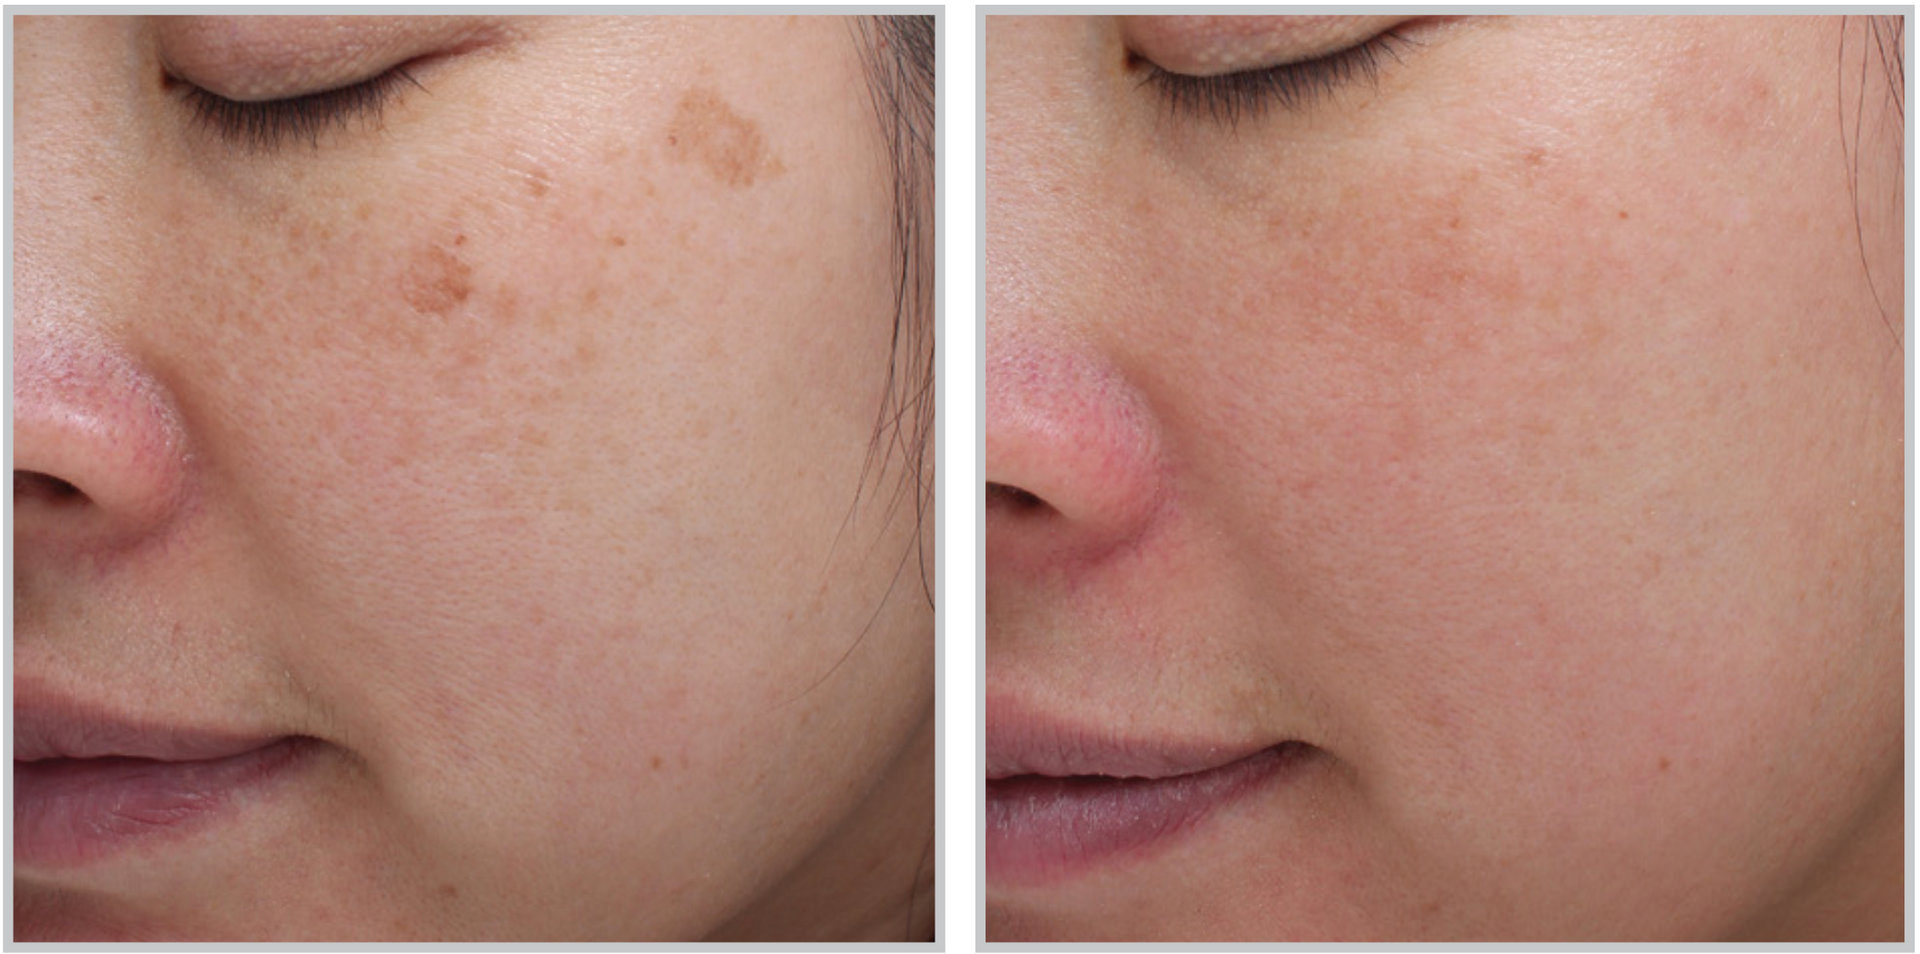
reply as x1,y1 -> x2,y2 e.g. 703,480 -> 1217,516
665,87 -> 786,189
402,244 -> 474,316
1447,216 -> 1461,230
1524,147 -> 1547,166
609,235 -> 627,247
524,166 -> 551,198
650,755 -> 664,770
1658,756 -> 1671,771
438,883 -> 458,901
1618,210 -> 1629,220
454,233 -> 467,246
89,193 -> 106,203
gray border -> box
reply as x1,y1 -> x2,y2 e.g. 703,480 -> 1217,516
974,8 -> 1915,951
5,8 -> 943,951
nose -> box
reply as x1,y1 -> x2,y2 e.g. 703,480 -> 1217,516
13,326 -> 193,555
985,339 -> 1169,576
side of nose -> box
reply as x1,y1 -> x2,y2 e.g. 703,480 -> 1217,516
984,340 -> 1169,574
13,328 -> 193,553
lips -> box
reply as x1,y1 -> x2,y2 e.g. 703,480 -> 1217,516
986,707 -> 1313,886
13,698 -> 317,869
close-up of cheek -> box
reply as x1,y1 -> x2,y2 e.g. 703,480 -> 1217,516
988,16 -> 1900,941
16,18 -> 921,940
1222,62 -> 1880,942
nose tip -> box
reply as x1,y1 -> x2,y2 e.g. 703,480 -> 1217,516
13,329 -> 192,552
985,341 -> 1168,574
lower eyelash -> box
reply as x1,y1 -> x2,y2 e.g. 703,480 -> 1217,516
1137,28 -> 1413,127
169,65 -> 425,151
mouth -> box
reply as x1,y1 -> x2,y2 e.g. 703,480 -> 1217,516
14,703 -> 320,869
986,712 -> 1316,886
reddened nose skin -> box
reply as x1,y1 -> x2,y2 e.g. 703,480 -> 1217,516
13,325 -> 193,553
986,339 -> 1168,574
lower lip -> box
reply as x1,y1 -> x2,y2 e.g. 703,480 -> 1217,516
13,737 -> 315,869
986,742 -> 1310,886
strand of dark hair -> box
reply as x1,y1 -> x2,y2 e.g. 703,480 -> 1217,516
1837,15 -> 1905,349
851,15 -> 936,607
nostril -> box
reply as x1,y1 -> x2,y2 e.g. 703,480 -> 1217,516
987,482 -> 1050,512
14,471 -> 86,505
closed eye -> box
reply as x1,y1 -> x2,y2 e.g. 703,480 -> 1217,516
1134,28 -> 1414,127
167,64 -> 426,151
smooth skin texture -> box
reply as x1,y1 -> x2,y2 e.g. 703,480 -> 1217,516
986,16 -> 1902,941
15,16 -> 933,940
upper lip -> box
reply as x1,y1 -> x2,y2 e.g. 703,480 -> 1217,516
986,696 -> 1286,780
13,686 -> 286,763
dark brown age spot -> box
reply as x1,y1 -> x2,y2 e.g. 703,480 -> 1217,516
665,87 -> 786,189
402,244 -> 474,316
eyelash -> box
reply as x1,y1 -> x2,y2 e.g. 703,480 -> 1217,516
1136,28 -> 1414,126
170,65 -> 425,151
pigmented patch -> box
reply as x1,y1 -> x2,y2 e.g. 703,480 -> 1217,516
665,87 -> 786,188
402,244 -> 474,316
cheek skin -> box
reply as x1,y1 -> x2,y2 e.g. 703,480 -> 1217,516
1042,18 -> 1898,939
87,19 -> 921,940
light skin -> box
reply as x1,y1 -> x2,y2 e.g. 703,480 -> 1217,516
986,16 -> 1902,941
15,15 -> 933,941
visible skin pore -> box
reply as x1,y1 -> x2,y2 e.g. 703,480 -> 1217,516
987,16 -> 1901,941
16,16 -> 932,940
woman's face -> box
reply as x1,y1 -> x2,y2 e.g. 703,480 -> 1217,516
986,16 -> 1901,941
15,16 -> 932,940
